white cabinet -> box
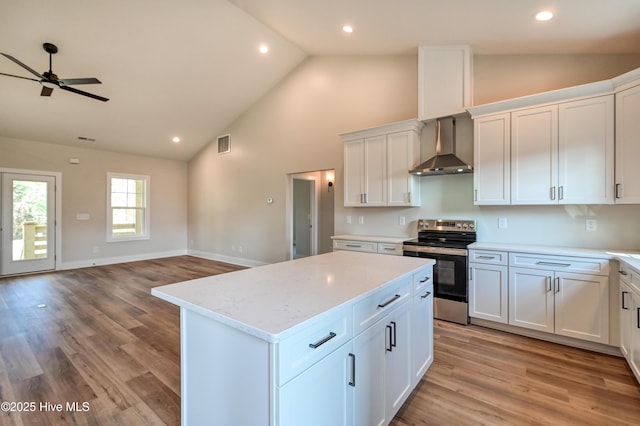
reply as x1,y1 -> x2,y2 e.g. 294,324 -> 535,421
344,135 -> 387,207
469,250 -> 509,324
332,236 -> 403,256
557,95 -> 614,204
511,104 -> 559,204
418,45 -> 473,120
279,342 -> 354,426
470,93 -> 614,206
341,120 -> 422,207
619,262 -> 640,384
473,113 -> 511,205
615,83 -> 640,203
384,301 -> 413,418
508,252 -> 609,344
411,280 -> 434,385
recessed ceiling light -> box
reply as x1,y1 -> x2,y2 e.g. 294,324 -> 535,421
172,136 -> 181,143
535,10 -> 554,21
342,25 -> 353,33
259,44 -> 269,54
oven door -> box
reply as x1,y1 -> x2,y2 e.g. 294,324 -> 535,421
403,248 -> 468,303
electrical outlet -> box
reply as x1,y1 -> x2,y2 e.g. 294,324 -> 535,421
399,216 -> 406,226
498,217 -> 508,229
358,216 -> 364,225
346,215 -> 352,224
586,219 -> 597,232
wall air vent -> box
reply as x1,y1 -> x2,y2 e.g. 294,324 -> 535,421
217,134 -> 230,154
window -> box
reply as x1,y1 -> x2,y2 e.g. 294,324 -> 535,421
107,173 -> 149,241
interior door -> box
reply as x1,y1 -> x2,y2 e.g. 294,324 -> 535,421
1,173 -> 56,275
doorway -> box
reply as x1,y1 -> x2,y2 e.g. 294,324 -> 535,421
287,169 -> 335,260
1,170 -> 59,275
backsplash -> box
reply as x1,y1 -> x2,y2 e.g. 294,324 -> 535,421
335,173 -> 640,251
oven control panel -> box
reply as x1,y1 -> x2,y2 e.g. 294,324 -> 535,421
417,219 -> 476,232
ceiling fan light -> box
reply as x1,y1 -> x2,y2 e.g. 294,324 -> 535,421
40,80 -> 57,89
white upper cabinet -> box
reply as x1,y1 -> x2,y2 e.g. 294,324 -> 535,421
473,113 -> 511,205
419,45 -> 473,120
511,105 -> 559,205
615,82 -> 640,204
341,120 -> 422,207
558,95 -> 614,204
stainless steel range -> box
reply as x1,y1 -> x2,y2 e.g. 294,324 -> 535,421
403,219 -> 476,325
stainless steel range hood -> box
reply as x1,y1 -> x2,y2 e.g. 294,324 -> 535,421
410,116 -> 473,176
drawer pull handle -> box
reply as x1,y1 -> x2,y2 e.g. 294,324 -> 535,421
622,291 -> 629,310
536,261 -> 571,267
620,270 -> 628,276
420,291 -> 432,299
637,308 -> 640,330
419,277 -> 430,283
309,332 -> 337,349
477,256 -> 496,260
345,244 -> 362,248
382,247 -> 395,251
378,294 -> 401,309
348,353 -> 356,387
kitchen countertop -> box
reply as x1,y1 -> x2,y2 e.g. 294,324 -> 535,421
331,234 -> 410,244
470,242 -> 640,271
152,250 -> 433,342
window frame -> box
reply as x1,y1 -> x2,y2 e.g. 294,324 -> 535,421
106,172 -> 150,242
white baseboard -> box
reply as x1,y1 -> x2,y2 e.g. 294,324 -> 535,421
60,249 -> 188,270
187,249 -> 268,268
470,318 -> 622,357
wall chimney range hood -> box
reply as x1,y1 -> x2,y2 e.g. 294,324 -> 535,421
409,116 -> 472,176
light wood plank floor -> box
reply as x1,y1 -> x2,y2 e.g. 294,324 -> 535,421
1,256 -> 639,425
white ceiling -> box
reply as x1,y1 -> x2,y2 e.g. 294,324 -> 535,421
2,0 -> 640,161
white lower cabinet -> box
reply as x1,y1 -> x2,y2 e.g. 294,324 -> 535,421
279,342 -> 354,426
509,267 -> 609,344
619,264 -> 640,384
411,283 -> 434,384
469,250 -> 509,324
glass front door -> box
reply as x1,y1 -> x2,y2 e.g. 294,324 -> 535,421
1,173 -> 56,275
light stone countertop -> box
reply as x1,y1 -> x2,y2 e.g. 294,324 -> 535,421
152,250 -> 433,343
470,242 -> 640,272
331,234 -> 411,244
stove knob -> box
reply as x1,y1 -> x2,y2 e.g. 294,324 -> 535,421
456,223 -> 462,229
462,224 -> 468,229
469,223 -> 475,229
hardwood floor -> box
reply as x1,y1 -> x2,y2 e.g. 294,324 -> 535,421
1,256 -> 639,425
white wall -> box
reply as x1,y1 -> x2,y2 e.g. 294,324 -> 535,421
189,53 -> 640,265
0,136 -> 188,268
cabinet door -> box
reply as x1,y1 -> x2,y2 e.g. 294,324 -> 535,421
387,130 -> 420,206
558,95 -> 614,204
630,291 -> 640,382
279,342 -> 354,426
353,319 -> 386,426
473,113 -> 511,205
363,135 -> 387,206
554,272 -> 609,344
508,267 -> 554,332
621,281 -> 633,359
511,105 -> 558,205
469,263 -> 508,324
615,83 -> 640,204
344,139 -> 365,206
385,301 -> 412,420
411,287 -> 434,385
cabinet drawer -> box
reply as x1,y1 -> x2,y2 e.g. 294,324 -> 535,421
353,276 -> 411,335
412,267 -> 433,294
333,240 -> 377,253
377,243 -> 403,256
469,249 -> 508,265
509,252 -> 609,276
278,306 -> 353,386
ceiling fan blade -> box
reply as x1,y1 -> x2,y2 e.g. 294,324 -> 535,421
0,71 -> 40,82
0,52 -> 44,79
41,86 -> 54,96
58,77 -> 102,86
59,85 -> 109,102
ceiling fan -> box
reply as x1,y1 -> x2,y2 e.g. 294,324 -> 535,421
0,42 -> 109,102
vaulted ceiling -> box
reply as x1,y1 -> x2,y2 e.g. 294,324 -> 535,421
1,0 -> 639,161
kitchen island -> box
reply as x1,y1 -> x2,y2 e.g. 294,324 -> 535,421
152,250 -> 434,426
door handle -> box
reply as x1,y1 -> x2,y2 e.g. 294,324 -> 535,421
348,353 -> 356,387
555,277 -> 560,293
622,291 -> 629,310
390,321 -> 397,349
386,324 -> 393,352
